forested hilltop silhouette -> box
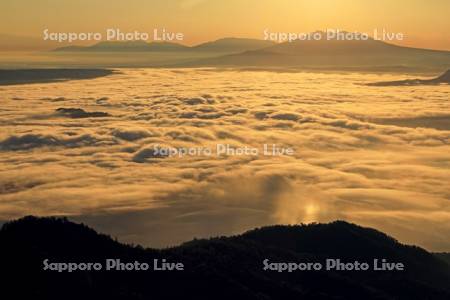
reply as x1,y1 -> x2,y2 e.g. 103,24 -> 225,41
1,216 -> 449,299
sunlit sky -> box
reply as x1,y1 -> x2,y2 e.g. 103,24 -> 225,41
1,0 -> 449,49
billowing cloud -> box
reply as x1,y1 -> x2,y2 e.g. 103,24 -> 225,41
0,69 -> 449,251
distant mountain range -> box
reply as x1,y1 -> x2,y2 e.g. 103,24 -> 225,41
54,38 -> 276,54
53,33 -> 450,71
54,41 -> 189,52
182,32 -> 450,71
189,37 -> 275,53
1,216 -> 449,299
3,32 -> 449,71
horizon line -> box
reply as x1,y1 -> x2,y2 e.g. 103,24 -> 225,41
2,31 -> 450,52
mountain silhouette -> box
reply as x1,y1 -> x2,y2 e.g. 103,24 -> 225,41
1,216 -> 449,299
53,38 -> 275,54
191,37 -> 275,53
182,32 -> 450,71
367,69 -> 450,86
48,34 -> 450,71
54,41 -> 189,52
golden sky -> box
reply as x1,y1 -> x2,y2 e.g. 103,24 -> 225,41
1,0 -> 449,50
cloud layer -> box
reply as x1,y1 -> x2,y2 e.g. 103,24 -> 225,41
0,69 -> 449,250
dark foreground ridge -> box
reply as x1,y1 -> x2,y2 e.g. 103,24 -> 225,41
367,69 -> 450,86
1,216 -> 449,299
0,69 -> 115,85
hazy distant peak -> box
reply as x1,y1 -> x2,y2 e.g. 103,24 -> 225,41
210,37 -> 274,43
53,38 -> 274,53
305,30 -> 376,40
92,41 -> 186,47
192,37 -> 275,52
238,30 -> 437,58
54,40 -> 189,52
92,41 -> 149,47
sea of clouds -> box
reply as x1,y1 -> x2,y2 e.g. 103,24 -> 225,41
0,69 -> 449,250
